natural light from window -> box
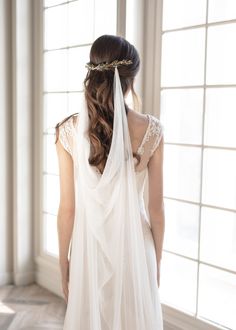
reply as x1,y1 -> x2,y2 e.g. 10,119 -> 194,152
159,0 -> 236,329
43,0 -> 117,256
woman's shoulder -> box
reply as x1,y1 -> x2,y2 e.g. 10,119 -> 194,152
147,113 -> 164,136
133,112 -> 163,158
146,114 -> 164,156
128,109 -> 163,137
55,113 -> 79,142
127,109 -> 149,136
55,112 -> 79,130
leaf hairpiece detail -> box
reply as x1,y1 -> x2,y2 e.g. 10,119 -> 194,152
85,59 -> 133,71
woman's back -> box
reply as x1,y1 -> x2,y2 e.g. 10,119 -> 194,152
56,108 -> 163,174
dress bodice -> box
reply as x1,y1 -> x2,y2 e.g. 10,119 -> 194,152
55,112 -> 163,230
55,112 -> 163,173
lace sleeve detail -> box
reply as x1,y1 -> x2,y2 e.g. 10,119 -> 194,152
136,114 -> 163,156
150,116 -> 164,156
134,114 -> 163,171
56,116 -> 75,156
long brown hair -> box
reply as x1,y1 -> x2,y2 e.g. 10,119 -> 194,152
55,35 -> 141,172
84,35 -> 141,172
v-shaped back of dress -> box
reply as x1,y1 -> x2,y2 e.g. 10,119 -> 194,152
56,112 -> 163,173
56,112 -> 163,199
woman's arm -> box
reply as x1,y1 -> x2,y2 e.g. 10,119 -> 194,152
147,135 -> 165,286
56,139 -> 75,263
55,136 -> 75,301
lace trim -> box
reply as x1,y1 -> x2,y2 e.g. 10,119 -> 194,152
150,119 -> 163,156
58,113 -> 162,159
137,114 -> 162,156
59,117 -> 74,156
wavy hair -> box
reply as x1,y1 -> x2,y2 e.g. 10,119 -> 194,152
84,35 -> 141,173
55,35 -> 141,173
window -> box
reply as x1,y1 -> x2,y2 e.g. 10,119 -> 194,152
159,1 -> 236,329
39,0 -> 236,328
42,0 -> 117,257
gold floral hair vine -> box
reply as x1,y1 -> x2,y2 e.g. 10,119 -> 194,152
85,59 -> 133,71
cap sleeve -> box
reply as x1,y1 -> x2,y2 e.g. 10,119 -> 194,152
134,114 -> 164,171
55,116 -> 74,156
149,116 -> 164,157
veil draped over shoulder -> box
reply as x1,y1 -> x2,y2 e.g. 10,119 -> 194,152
63,67 -> 162,329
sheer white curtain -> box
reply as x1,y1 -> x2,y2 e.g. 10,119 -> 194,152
0,0 -> 34,286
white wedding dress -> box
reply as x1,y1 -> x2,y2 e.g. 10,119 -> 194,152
56,68 -> 164,330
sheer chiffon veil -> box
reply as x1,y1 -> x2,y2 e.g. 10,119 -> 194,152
63,67 -> 163,329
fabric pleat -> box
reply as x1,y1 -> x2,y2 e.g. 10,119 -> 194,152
63,67 -> 163,330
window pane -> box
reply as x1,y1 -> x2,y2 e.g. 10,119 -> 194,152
44,5 -> 68,50
43,174 -> 60,215
160,89 -> 203,144
198,264 -> 236,329
68,46 -> 90,91
204,88 -> 236,148
44,93 -> 68,133
68,1 -> 94,46
208,0 -> 236,23
44,92 -> 83,133
44,134 -> 59,175
206,23 -> 236,84
162,0 -> 207,30
68,92 -> 84,115
43,0 -> 118,261
44,213 -> 59,256
161,28 -> 205,87
164,199 -> 199,259
164,145 -> 201,202
44,50 -> 68,92
202,149 -> 236,210
94,0 -> 117,38
200,207 -> 236,271
160,252 -> 198,314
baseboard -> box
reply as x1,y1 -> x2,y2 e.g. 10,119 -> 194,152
0,270 -> 34,286
0,271 -> 13,285
35,255 -> 63,297
14,271 -> 35,285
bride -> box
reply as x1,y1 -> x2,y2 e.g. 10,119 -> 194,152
55,34 -> 165,330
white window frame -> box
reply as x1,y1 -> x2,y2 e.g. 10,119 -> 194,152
150,1 -> 236,329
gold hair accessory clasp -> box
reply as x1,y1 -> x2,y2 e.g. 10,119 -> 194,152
85,59 -> 133,71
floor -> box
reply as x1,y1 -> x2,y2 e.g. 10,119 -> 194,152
0,284 -> 175,330
0,284 -> 66,329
